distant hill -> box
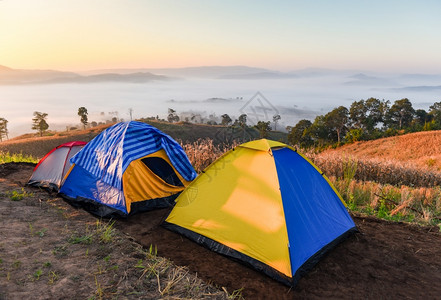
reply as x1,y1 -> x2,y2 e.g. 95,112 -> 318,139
0,65 -> 13,72
343,73 -> 396,86
0,65 -> 173,85
86,66 -> 364,80
42,72 -> 173,84
82,65 -> 272,79
323,130 -> 441,170
399,73 -> 441,81
0,120 -> 288,158
0,65 -> 79,85
393,85 -> 441,92
0,64 -> 291,83
218,71 -> 298,80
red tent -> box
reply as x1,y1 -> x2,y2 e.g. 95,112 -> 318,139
27,141 -> 86,191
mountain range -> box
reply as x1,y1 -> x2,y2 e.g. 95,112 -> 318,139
0,65 -> 371,85
1,65 -> 441,90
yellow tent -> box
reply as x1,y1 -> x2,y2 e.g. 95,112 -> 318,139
164,139 -> 356,286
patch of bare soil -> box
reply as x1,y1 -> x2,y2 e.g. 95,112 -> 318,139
0,163 -> 229,300
2,163 -> 441,299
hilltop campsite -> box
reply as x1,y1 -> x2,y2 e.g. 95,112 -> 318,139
3,1 -> 441,299
1,121 -> 441,299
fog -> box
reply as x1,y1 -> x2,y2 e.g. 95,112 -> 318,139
1,73 -> 441,138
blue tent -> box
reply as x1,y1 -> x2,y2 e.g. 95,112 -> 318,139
59,121 -> 197,217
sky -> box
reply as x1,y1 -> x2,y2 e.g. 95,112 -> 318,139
1,0 -> 441,73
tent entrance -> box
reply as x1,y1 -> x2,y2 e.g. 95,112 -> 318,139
141,156 -> 183,187
122,149 -> 189,213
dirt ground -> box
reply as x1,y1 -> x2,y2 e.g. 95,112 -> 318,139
118,207 -> 441,299
0,163 -> 228,300
2,163 -> 441,299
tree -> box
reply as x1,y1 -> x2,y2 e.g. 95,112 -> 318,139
385,98 -> 415,129
307,115 -> 330,146
364,98 -> 388,130
429,101 -> 441,126
349,100 -> 367,130
236,114 -> 248,140
77,107 -> 88,129
413,109 -> 431,129
273,114 -> 281,131
167,108 -> 180,123
238,114 -> 247,129
288,119 -> 312,147
254,121 -> 271,138
221,114 -> 232,126
324,106 -> 349,144
349,98 -> 388,138
0,118 -> 8,142
108,111 -> 119,122
345,128 -> 363,143
32,111 -> 49,137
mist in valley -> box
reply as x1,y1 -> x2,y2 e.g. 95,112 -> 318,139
1,66 -> 441,138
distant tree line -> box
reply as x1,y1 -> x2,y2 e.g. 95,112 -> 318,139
167,108 -> 281,139
287,98 -> 441,148
9,98 -> 441,146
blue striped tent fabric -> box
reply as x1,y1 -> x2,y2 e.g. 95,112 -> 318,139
70,121 -> 197,190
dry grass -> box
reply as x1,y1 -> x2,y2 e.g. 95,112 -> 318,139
329,175 -> 441,224
309,152 -> 441,188
180,138 -> 441,225
181,139 -> 238,173
305,130 -> 441,188
326,130 -> 441,170
3,125 -> 441,225
0,125 -> 110,158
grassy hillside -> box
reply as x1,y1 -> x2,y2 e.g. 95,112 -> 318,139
306,131 -> 441,225
139,119 -> 288,144
0,119 -> 287,158
0,126 -> 107,159
2,120 -> 440,225
323,130 -> 441,170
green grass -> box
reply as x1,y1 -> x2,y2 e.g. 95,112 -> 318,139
68,220 -> 116,246
33,269 -> 43,281
0,151 -> 39,164
95,220 -> 116,244
69,234 -> 93,245
36,228 -> 47,237
5,188 -> 34,201
12,261 -> 21,269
